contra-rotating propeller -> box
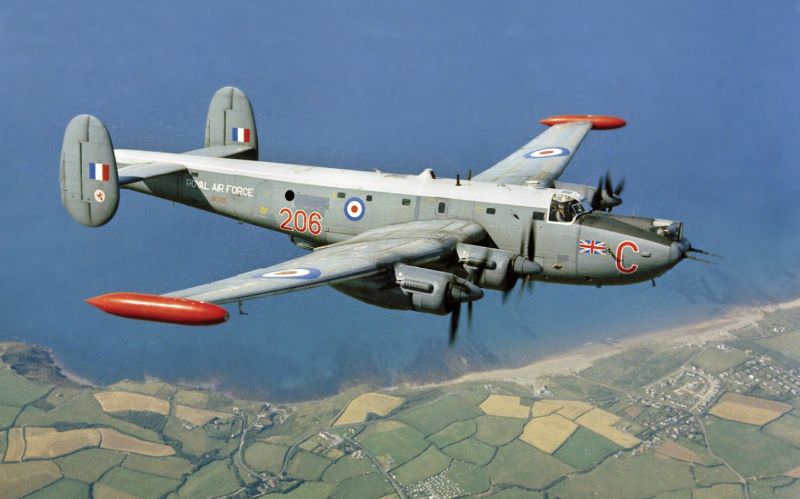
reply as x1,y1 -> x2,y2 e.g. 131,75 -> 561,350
591,171 -> 625,212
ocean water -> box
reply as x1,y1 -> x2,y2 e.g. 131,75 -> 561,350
1,1 -> 798,400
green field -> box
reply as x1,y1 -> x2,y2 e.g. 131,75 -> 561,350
693,483 -> 744,499
486,487 -> 545,498
0,368 -> 51,407
357,421 -> 428,466
25,478 -> 89,499
330,472 -> 393,499
122,454 -> 193,479
487,440 -> 573,490
427,419 -> 476,447
268,481 -> 335,498
244,441 -> 288,473
444,460 -> 491,496
544,375 -> 620,400
396,394 -> 482,435
705,417 -> 800,477
176,460 -> 241,497
692,347 -> 748,373
441,437 -> 496,465
99,466 -> 181,498
580,346 -> 699,390
765,413 -> 800,446
287,450 -> 331,480
322,455 -> 374,482
757,332 -> 800,363
553,427 -> 620,470
549,451 -> 693,498
474,415 -> 525,446
392,445 -> 450,484
55,449 -> 125,483
0,405 -> 19,429
693,464 -> 740,487
163,415 -> 221,457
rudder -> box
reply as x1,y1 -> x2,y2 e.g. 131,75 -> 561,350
203,86 -> 259,160
59,115 -> 119,227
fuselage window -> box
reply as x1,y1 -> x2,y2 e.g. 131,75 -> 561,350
285,190 -> 295,202
437,202 -> 446,214
337,192 -> 345,198
401,198 -> 411,206
533,211 -> 545,221
366,195 -> 373,202
486,207 -> 496,215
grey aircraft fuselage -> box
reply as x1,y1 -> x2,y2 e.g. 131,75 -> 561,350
116,148 -> 685,297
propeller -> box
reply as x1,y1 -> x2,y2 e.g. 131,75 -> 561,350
591,171 -> 625,212
503,214 -> 535,304
683,245 -> 721,264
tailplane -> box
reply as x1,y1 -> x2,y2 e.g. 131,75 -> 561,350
59,115 -> 119,227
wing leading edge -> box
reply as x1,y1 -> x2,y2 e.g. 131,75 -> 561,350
87,219 -> 485,324
473,115 -> 625,188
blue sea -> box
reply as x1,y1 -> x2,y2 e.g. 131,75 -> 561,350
1,1 -> 798,400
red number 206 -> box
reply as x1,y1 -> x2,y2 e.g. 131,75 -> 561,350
279,208 -> 322,235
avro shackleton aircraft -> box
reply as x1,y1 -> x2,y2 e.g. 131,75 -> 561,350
60,87 -> 702,343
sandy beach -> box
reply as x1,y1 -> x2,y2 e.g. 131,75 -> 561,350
425,297 -> 800,389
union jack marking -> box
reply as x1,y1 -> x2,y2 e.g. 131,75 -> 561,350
579,239 -> 607,255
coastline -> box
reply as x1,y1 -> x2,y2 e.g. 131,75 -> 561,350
35,296 -> 800,403
49,348 -> 97,387
408,297 -> 800,390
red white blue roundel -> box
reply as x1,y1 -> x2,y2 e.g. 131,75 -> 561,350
259,268 -> 321,279
344,197 -> 365,221
525,147 -> 570,159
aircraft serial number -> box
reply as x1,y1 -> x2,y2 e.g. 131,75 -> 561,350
279,208 -> 323,236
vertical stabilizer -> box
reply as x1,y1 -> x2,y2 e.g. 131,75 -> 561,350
60,115 -> 119,227
203,86 -> 258,160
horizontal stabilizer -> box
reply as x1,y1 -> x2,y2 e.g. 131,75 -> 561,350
60,115 -> 119,227
118,161 -> 186,185
182,144 -> 254,159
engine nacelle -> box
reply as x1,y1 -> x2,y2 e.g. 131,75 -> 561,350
394,264 -> 483,315
456,244 -> 542,291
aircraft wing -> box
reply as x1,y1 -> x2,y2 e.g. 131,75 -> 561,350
165,219 -> 485,304
472,115 -> 625,187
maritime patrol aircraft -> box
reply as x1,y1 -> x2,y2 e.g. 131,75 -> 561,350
60,87 -> 702,343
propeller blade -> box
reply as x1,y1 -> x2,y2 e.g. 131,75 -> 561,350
467,301 -> 474,328
687,247 -> 721,258
502,283 -> 514,304
604,171 -> 613,194
516,277 -> 526,305
684,255 -> 717,265
614,177 -> 625,196
449,302 -> 461,346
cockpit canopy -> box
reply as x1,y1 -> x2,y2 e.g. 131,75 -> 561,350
548,190 -> 588,223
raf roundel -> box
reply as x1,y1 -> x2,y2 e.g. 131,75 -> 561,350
344,197 -> 366,221
524,147 -> 570,159
259,268 -> 322,280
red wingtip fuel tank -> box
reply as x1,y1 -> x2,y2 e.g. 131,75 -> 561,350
540,115 -> 626,130
86,292 -> 229,326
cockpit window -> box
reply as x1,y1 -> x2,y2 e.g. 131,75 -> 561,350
548,191 -> 587,223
